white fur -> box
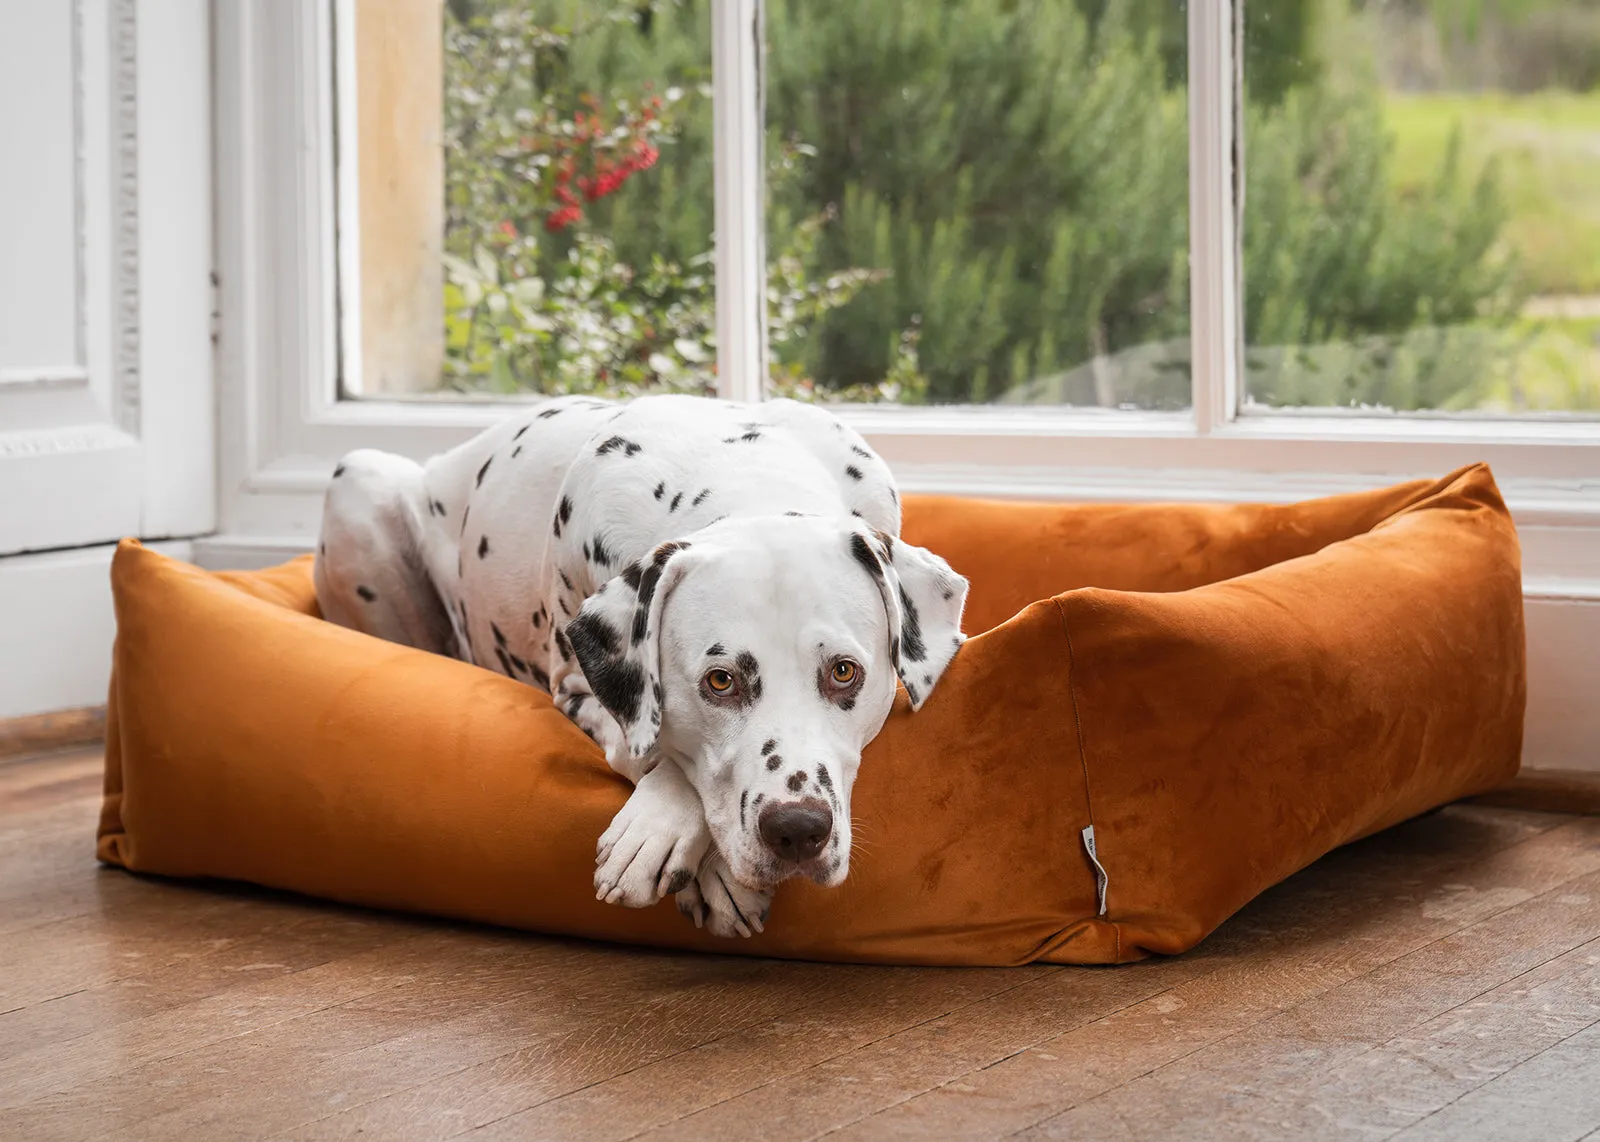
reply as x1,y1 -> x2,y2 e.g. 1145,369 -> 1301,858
314,394 -> 968,938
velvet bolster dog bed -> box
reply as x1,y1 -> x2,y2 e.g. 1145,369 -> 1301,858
97,462 -> 1524,966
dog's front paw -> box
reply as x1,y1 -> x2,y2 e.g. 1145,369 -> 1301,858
594,767 -> 711,908
675,852 -> 772,939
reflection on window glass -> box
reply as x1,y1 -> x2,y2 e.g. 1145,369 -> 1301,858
1243,0 -> 1600,414
763,0 -> 1191,408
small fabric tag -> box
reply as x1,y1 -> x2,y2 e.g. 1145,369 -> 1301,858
1081,824 -> 1108,916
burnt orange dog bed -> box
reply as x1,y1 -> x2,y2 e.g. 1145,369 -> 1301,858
98,463 -> 1524,966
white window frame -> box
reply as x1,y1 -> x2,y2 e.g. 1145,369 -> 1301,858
208,0 -> 1600,599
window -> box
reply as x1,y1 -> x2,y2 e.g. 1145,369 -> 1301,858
212,0 -> 1598,588
1241,1 -> 1600,415
343,0 -> 716,400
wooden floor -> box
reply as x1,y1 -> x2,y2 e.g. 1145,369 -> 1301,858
2,750 -> 1598,1142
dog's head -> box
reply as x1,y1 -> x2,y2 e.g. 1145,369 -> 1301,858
564,515 -> 968,891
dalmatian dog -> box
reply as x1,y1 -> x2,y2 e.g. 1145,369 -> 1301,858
313,394 -> 969,938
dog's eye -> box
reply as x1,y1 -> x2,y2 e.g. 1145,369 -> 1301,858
704,669 -> 735,694
830,660 -> 859,687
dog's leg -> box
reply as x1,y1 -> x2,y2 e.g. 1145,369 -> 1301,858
675,851 -> 774,940
315,449 -> 456,656
593,760 -> 712,909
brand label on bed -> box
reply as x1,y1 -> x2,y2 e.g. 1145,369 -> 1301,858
1081,824 -> 1108,916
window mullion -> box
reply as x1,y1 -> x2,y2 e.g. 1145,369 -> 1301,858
1187,0 -> 1241,433
710,0 -> 768,404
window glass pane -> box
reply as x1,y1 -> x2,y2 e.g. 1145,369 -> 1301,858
346,0 -> 716,398
762,1 -> 1191,408
1242,1 -> 1600,415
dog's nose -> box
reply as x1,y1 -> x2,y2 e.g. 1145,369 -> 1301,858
758,799 -> 833,863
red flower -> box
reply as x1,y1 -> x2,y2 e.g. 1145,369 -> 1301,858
497,220 -> 518,239
544,205 -> 582,233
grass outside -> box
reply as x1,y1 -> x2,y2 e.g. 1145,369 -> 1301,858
1379,89 -> 1600,410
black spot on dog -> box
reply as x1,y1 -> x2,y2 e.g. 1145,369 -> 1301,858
787,771 -> 807,793
669,491 -> 683,512
666,868 -> 694,895
565,693 -> 585,718
554,627 -> 573,662
725,428 -> 762,443
766,753 -> 782,772
596,435 -> 642,457
531,609 -> 543,629
460,505 -> 471,536
923,673 -> 934,687
508,652 -> 527,672
621,561 -> 643,590
692,488 -> 713,508
589,533 -> 614,569
890,486 -> 899,504
559,569 -> 574,591
740,790 -> 748,829
708,643 -> 726,657
652,680 -> 663,705
942,589 -> 953,600
513,423 -> 530,440
558,597 -> 571,617
537,405 -> 563,419
332,463 -> 346,478
565,612 -> 643,723
784,510 -> 805,517
476,456 -> 493,488
511,445 -> 522,459
629,544 -> 685,645
319,542 -> 326,555
493,647 -> 515,676
844,465 -> 864,481
899,584 -> 926,662
707,516 -> 727,527
553,495 -> 572,538
850,533 -> 884,581
651,541 -> 688,570
840,697 -> 855,711
356,585 -> 376,602
816,766 -> 834,791
734,651 -> 762,702
753,793 -> 764,808
761,738 -> 777,756
530,664 -> 550,689
491,622 -> 507,647
850,444 -> 872,459
653,481 -> 665,500
478,535 -> 491,559
850,509 -> 863,518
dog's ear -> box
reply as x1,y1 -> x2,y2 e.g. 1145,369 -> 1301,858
849,527 -> 969,711
564,540 -> 695,760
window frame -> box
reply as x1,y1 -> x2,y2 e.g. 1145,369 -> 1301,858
208,0 -> 1600,593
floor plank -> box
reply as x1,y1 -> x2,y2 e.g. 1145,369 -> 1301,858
1,749 -> 1597,1141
